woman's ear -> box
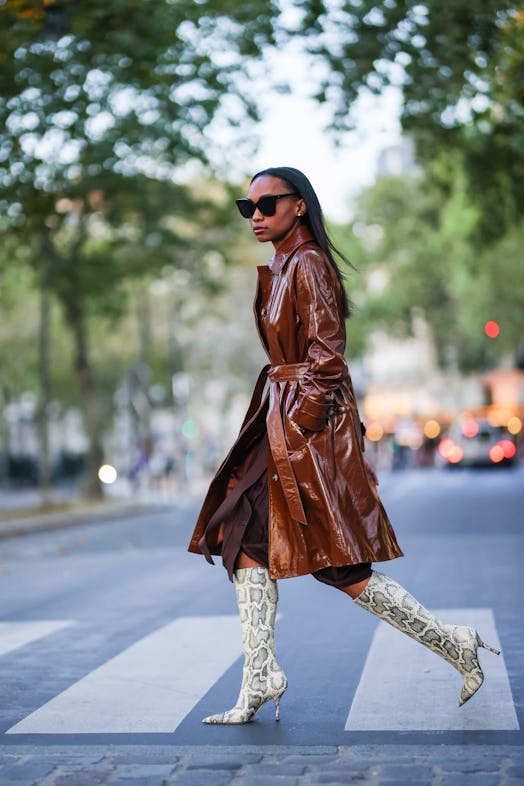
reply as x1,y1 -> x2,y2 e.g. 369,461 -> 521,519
297,199 -> 306,217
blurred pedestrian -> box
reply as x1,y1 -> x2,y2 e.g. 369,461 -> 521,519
188,167 -> 499,724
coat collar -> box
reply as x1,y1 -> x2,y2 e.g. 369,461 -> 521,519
269,224 -> 315,275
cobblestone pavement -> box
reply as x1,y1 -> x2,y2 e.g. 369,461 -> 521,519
1,745 -> 524,786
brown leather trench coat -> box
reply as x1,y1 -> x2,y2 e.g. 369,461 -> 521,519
188,224 -> 403,579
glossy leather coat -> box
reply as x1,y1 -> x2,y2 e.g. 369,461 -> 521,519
188,224 -> 403,578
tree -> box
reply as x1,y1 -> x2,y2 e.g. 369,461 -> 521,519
0,0 -> 283,496
306,1 -> 524,241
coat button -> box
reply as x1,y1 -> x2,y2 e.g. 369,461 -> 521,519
272,473 -> 278,481
261,308 -> 267,316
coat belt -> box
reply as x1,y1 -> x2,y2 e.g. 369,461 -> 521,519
267,363 -> 308,526
267,362 -> 308,382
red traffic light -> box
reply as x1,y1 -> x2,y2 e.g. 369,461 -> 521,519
484,321 -> 500,338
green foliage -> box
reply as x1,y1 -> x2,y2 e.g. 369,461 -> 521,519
0,0 -> 286,491
0,0 -> 286,306
304,1 -> 524,241
0,0 -> 281,189
351,169 -> 523,371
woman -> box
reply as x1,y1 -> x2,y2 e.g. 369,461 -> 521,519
188,166 -> 499,725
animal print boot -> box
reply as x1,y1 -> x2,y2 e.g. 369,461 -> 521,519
354,571 -> 499,706
202,567 -> 288,724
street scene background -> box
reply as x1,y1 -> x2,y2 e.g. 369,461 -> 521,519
1,1 -> 523,784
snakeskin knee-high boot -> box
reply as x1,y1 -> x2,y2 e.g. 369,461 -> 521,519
354,571 -> 500,707
202,567 -> 288,724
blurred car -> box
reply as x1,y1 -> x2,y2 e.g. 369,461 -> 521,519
437,417 -> 517,468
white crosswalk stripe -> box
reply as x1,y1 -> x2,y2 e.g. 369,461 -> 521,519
0,620 -> 74,657
345,608 -> 519,731
6,616 -> 241,734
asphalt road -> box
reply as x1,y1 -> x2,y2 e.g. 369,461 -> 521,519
1,465 -> 523,784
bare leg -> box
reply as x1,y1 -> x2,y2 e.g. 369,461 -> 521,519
337,577 -> 371,599
236,551 -> 265,570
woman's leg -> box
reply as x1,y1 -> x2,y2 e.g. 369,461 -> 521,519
236,551 -> 265,570
338,570 -> 500,706
338,577 -> 370,599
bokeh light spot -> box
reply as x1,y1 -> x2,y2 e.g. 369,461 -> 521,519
366,422 -> 384,442
484,320 -> 500,338
462,418 -> 479,438
424,419 -> 441,439
498,440 -> 516,460
181,419 -> 199,439
98,464 -> 118,484
489,445 -> 505,463
447,445 -> 464,464
507,416 -> 522,435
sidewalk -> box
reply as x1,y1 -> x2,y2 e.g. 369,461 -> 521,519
1,742 -> 523,786
0,480 -> 199,541
0,498 -> 163,541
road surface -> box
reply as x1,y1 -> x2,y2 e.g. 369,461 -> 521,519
1,466 -> 523,784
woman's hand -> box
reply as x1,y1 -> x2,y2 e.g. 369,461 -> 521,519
364,458 -> 379,487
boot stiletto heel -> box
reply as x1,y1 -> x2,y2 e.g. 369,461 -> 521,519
479,638 -> 500,656
274,688 -> 286,721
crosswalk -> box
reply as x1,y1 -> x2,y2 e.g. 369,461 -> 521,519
0,620 -> 74,658
2,609 -> 519,736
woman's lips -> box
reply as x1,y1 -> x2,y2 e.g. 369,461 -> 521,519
253,227 -> 266,235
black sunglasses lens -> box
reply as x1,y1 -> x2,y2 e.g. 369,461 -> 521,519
236,199 -> 255,218
257,196 -> 277,216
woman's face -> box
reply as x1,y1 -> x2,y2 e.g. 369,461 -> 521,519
246,175 -> 306,249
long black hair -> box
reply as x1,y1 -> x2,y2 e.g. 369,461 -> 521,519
251,166 -> 352,318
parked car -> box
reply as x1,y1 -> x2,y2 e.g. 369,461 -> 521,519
437,417 -> 517,468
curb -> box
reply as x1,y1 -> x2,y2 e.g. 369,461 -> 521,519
0,500 -> 170,541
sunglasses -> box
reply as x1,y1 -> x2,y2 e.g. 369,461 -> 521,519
235,192 -> 299,218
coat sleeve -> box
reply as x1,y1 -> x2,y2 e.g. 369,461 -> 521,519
289,249 -> 348,432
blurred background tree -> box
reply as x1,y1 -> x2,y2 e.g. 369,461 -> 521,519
0,0 -> 283,497
308,0 -> 524,243
306,1 -> 523,374
346,168 -> 524,372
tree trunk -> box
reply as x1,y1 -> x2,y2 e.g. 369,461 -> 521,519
66,299 -> 104,499
0,386 -> 10,489
135,291 -> 153,446
37,249 -> 52,506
